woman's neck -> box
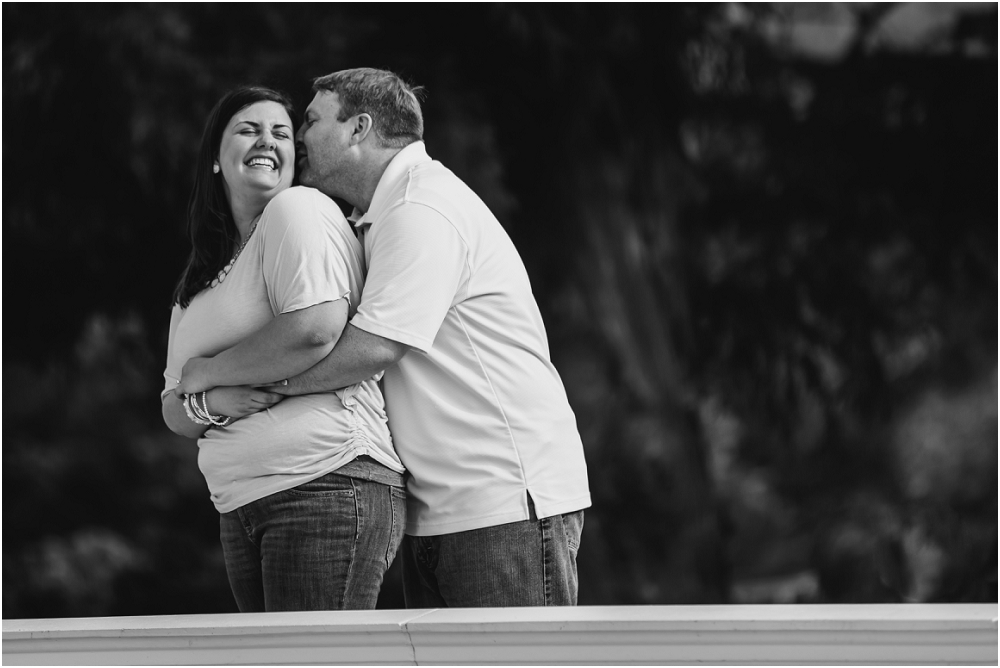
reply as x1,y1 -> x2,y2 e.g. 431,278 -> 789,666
229,197 -> 266,242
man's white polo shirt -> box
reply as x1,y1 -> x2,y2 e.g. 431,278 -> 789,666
351,141 -> 591,536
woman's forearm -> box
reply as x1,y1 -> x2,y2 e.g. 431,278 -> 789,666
162,390 -> 211,439
180,299 -> 349,393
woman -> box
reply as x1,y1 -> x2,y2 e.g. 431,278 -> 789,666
161,86 -> 405,611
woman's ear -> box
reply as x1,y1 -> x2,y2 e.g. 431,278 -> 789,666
350,114 -> 374,146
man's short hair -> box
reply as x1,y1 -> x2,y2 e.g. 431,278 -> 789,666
313,68 -> 424,149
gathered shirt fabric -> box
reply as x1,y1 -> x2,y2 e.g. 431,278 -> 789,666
350,141 -> 591,536
163,186 -> 403,514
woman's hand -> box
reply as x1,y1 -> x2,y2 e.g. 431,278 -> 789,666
178,356 -> 215,395
204,385 -> 285,420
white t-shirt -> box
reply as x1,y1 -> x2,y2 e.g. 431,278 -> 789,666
163,186 -> 403,513
351,142 -> 591,536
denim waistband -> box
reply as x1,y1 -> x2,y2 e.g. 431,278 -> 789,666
332,455 -> 405,488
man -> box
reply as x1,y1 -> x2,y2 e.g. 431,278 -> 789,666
191,67 -> 591,607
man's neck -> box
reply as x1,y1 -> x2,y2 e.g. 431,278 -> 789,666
354,147 -> 403,214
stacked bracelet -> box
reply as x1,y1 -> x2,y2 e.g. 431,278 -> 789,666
183,392 -> 231,428
182,394 -> 210,425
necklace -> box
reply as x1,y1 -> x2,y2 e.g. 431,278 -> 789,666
210,218 -> 259,288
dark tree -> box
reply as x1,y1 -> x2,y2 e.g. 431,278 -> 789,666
3,3 -> 995,617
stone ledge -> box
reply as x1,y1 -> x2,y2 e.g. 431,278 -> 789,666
4,604 -> 997,665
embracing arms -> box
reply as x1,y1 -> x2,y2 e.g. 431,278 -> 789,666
162,385 -> 286,439
175,298 -> 348,395
164,312 -> 407,440
162,299 -> 347,438
163,298 -> 348,438
266,322 -> 409,397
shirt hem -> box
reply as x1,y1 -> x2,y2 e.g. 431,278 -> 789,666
404,493 -> 591,537
211,457 -> 361,514
533,494 -> 592,521
351,315 -> 433,353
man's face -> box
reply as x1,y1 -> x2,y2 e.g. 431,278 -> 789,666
296,91 -> 353,198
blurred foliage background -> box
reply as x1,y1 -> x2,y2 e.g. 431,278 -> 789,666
4,3 -> 996,617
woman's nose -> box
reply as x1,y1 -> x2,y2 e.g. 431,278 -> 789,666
256,133 -> 276,150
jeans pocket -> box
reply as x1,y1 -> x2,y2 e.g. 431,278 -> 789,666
564,511 -> 584,556
284,472 -> 356,498
386,486 -> 407,569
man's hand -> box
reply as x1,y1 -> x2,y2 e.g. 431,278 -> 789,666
254,378 -> 292,395
205,385 -> 285,419
178,356 -> 215,395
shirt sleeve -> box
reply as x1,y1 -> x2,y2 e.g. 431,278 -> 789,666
352,202 -> 468,353
161,304 -> 183,401
259,188 -> 354,315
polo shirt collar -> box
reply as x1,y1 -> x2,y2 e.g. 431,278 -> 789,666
351,141 -> 432,231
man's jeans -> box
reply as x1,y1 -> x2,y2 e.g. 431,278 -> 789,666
401,503 -> 584,607
219,458 -> 406,611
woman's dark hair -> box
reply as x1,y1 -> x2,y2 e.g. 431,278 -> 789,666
172,86 -> 295,308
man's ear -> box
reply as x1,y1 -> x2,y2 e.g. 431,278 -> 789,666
349,113 -> 374,146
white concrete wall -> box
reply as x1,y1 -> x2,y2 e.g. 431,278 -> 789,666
4,604 -> 997,665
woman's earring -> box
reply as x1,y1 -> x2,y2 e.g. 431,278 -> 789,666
213,163 -> 220,174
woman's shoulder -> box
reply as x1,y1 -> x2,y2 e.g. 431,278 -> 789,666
258,187 -> 355,248
258,187 -> 348,238
265,186 -> 342,217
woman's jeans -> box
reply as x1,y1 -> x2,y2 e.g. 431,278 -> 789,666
401,501 -> 584,607
219,458 -> 406,611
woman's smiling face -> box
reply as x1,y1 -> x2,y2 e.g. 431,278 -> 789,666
217,100 -> 295,207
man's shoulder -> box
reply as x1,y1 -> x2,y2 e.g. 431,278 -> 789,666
401,161 -> 483,210
408,158 -> 460,186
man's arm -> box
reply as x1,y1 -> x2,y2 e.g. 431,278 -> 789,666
177,299 -> 347,395
269,323 -> 410,396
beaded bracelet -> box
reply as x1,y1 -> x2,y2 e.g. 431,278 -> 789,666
183,392 -> 231,428
199,391 -> 232,427
183,394 -> 211,426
